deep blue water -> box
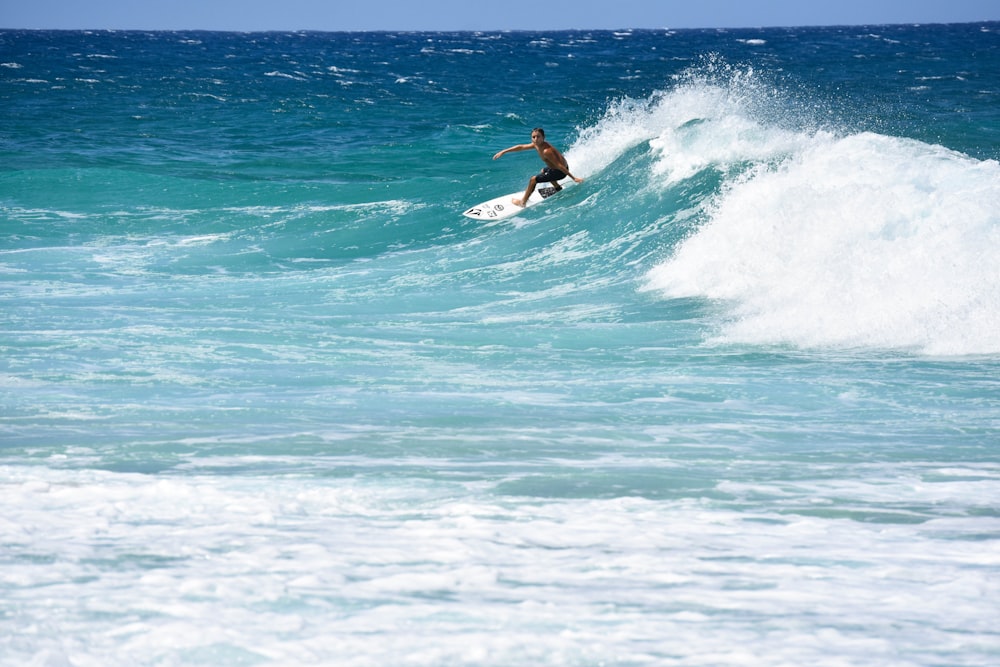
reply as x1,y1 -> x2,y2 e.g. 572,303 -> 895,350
2,25 -> 999,666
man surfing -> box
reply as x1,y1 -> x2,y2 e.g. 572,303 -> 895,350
493,128 -> 584,207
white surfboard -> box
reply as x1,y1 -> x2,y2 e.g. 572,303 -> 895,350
463,182 -> 567,220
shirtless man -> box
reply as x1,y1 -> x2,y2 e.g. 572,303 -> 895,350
493,128 -> 584,207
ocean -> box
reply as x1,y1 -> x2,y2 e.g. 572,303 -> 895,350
2,23 -> 999,666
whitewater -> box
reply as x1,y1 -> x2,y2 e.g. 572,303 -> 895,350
2,25 -> 999,667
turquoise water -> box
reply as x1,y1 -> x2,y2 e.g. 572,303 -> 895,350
2,25 -> 999,666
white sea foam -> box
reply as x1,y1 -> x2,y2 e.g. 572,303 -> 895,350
3,463 -> 998,666
586,69 -> 1000,355
263,70 -> 308,81
645,130 -> 1000,355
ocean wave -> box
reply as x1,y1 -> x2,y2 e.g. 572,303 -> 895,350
629,89 -> 1000,354
564,62 -> 999,355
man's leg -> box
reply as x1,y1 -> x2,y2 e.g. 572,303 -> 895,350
513,175 -> 537,207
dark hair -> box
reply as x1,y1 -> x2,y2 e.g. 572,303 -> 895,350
532,127 -> 545,137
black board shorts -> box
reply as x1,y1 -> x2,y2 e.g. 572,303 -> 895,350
536,167 -> 567,183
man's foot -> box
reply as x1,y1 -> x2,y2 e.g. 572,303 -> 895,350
512,197 -> 526,207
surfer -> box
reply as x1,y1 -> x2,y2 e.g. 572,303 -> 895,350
493,128 -> 583,207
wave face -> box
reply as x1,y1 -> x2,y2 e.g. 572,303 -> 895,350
2,26 -> 1000,667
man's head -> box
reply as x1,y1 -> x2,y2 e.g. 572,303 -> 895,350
531,128 -> 546,145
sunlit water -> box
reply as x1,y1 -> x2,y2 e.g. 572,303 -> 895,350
2,25 -> 999,666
